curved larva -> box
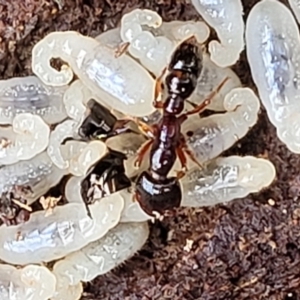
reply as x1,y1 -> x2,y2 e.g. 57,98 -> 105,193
0,76 -> 68,125
119,9 -> 209,76
181,156 -> 276,207
0,197 -> 124,265
50,277 -> 82,300
190,54 -> 242,112
246,0 -> 300,153
191,0 -> 244,67
120,9 -> 171,76
64,175 -> 85,205
60,140 -> 108,176
0,152 -> 66,205
121,9 -> 162,40
32,31 -> 155,117
52,222 -> 149,291
63,80 -> 92,122
119,188 -> 152,223
159,20 -> 210,45
183,87 -> 260,163
0,264 -> 56,300
0,113 -> 50,165
47,119 -> 80,169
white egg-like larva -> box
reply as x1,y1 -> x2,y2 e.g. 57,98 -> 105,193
191,0 -> 244,67
32,31 -> 156,117
0,113 -> 50,165
0,76 -> 68,125
183,88 -> 260,163
181,156 -> 276,207
0,194 -> 124,265
246,0 -> 300,153
52,221 -> 149,295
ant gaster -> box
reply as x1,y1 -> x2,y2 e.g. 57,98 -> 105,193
133,36 -> 228,216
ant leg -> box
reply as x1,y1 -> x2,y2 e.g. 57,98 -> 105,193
179,137 -> 203,170
134,118 -> 158,139
183,77 -> 229,117
95,119 -> 132,139
112,119 -> 131,132
183,146 -> 203,169
115,42 -> 130,58
113,116 -> 157,138
153,67 -> 167,109
134,139 -> 153,168
175,146 -> 188,179
110,120 -> 132,137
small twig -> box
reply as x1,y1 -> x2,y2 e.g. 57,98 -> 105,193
11,199 -> 32,212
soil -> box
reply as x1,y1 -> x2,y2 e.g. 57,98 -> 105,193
1,0 -> 300,299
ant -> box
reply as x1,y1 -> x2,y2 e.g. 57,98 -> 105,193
131,36 -> 228,216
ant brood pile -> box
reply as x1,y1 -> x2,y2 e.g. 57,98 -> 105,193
0,2 -> 281,299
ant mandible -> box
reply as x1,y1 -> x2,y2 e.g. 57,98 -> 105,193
131,36 -> 228,216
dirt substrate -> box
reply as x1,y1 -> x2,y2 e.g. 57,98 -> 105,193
1,0 -> 300,299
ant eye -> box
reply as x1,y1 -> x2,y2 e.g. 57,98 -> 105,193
186,130 -> 194,137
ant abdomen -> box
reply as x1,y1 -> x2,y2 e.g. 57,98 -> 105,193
135,171 -> 182,215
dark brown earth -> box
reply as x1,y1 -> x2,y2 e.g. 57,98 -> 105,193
1,0 -> 300,299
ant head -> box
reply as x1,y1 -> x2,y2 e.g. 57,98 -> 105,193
135,171 -> 182,216
169,37 -> 203,78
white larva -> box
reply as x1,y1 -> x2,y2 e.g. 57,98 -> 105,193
191,0 -> 245,67
32,31 -> 156,117
0,76 -> 68,125
0,113 -> 50,165
246,0 -> 300,153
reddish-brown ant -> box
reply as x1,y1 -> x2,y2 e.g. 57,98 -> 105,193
132,36 -> 228,216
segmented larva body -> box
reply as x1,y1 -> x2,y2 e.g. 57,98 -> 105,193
0,113 -> 50,165
183,88 -> 260,164
181,156 -> 276,207
246,0 -> 300,153
32,31 -> 156,117
0,152 -> 65,204
191,0 -> 244,67
0,76 -> 68,125
52,222 -> 149,300
0,195 -> 124,265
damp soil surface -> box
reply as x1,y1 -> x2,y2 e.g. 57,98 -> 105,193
1,0 -> 300,299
